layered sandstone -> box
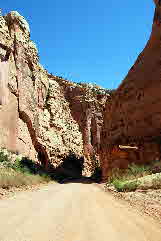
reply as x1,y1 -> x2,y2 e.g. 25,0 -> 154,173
0,11 -> 108,176
101,0 -> 161,180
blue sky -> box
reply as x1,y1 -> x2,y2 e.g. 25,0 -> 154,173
1,0 -> 155,89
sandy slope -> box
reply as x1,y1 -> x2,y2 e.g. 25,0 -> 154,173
0,183 -> 160,241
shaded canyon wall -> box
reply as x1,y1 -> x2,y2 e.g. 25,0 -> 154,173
100,0 -> 161,180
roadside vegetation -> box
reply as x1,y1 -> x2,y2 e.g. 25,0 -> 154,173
106,162 -> 161,192
0,149 -> 52,190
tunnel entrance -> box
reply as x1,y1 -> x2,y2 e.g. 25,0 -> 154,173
54,152 -> 84,183
53,151 -> 102,183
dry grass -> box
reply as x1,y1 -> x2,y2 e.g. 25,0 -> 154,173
112,173 -> 161,192
0,168 -> 51,189
108,163 -> 151,183
138,173 -> 161,190
0,149 -> 52,189
107,163 -> 161,192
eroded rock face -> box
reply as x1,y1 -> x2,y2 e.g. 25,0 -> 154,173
0,11 -> 49,163
38,78 -> 84,169
47,77 -> 109,175
0,11 -> 83,169
0,11 -> 108,176
100,1 -> 161,180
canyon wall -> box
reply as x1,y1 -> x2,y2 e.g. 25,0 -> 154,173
0,11 -> 108,176
52,78 -> 109,175
101,0 -> 161,180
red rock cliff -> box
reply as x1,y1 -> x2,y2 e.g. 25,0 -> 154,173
101,0 -> 161,180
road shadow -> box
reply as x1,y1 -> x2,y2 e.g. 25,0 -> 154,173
58,176 -> 95,184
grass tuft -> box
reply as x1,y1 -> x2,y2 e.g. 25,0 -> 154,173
0,168 -> 49,189
106,163 -> 161,192
0,149 -> 52,190
112,179 -> 140,192
108,163 -> 151,184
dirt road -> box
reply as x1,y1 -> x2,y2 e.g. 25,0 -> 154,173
0,183 -> 160,241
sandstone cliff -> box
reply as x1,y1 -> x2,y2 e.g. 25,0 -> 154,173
101,0 -> 161,180
52,78 -> 109,175
0,11 -> 108,176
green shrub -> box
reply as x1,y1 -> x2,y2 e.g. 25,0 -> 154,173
128,163 -> 151,176
12,157 -> 42,175
108,164 -> 161,192
108,163 -> 151,184
106,163 -> 153,192
0,151 -> 52,189
113,179 -> 139,192
108,168 -> 125,183
0,150 -> 10,163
